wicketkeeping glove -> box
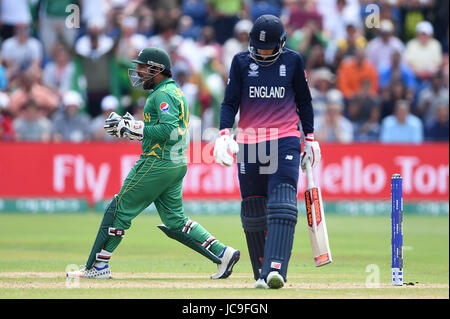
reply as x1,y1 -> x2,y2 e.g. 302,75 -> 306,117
214,129 -> 239,167
104,112 -> 122,137
104,112 -> 144,141
301,133 -> 321,172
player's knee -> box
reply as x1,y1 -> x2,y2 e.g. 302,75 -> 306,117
161,213 -> 189,232
267,183 -> 298,223
241,196 -> 267,232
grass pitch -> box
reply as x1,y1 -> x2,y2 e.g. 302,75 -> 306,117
0,212 -> 448,299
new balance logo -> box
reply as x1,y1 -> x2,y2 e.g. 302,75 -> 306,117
285,155 -> 293,160
271,261 -> 282,270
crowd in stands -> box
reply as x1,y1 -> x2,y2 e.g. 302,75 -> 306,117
0,0 -> 448,144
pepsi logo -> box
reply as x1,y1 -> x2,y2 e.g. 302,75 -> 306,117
160,102 -> 170,112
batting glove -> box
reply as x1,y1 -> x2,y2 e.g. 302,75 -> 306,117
214,129 -> 239,167
301,133 -> 321,172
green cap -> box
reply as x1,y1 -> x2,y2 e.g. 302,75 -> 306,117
132,47 -> 172,70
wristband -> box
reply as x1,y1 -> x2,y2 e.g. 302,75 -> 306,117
305,133 -> 314,142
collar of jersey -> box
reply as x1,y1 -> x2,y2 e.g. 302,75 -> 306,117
152,78 -> 175,92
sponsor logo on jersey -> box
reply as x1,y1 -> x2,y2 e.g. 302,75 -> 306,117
160,102 -> 170,112
248,63 -> 259,77
280,64 -> 286,77
249,86 -> 285,98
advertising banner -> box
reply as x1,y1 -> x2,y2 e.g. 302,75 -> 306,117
0,142 -> 448,203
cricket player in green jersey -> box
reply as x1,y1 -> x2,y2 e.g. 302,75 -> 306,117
67,47 -> 240,279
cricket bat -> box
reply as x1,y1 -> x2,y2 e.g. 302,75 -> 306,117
304,159 -> 332,267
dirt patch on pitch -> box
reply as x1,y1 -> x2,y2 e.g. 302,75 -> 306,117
0,272 -> 448,290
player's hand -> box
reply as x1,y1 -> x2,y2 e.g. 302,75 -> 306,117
117,112 -> 144,141
301,133 -> 321,172
214,129 -> 239,167
104,112 -> 122,137
104,112 -> 144,140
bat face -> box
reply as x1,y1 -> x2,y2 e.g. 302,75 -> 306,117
305,186 -> 332,267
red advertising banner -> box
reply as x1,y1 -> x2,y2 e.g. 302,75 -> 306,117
0,142 -> 448,203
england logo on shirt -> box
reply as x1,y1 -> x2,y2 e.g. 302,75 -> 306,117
248,63 -> 259,77
280,64 -> 286,77
160,102 -> 170,112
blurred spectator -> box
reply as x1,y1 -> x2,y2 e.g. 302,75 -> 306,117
7,68 -> 59,117
197,45 -> 227,128
91,95 -> 119,141
147,0 -> 182,34
13,100 -> 51,142
249,0 -> 282,22
198,25 -> 223,63
318,0 -> 361,45
380,100 -> 423,144
379,80 -> 412,121
331,20 -> 367,70
1,23 -> 43,85
284,0 -> 322,31
222,19 -> 252,71
336,48 -> 378,100
378,50 -> 417,92
173,62 -> 200,117
404,21 -> 443,81
286,20 -> 328,66
366,20 -> 405,68
51,91 -> 91,142
0,54 -> 8,90
0,0 -> 32,40
0,92 -> 14,140
181,0 -> 208,40
309,67 -> 337,117
416,72 -> 449,125
42,42 -> 75,97
345,79 -> 380,125
38,0 -> 79,59
304,43 -> 327,71
81,0 -> 108,27
432,0 -> 449,53
425,103 -> 449,141
206,0 -> 242,44
117,16 -> 147,60
148,19 -> 184,55
315,99 -> 354,143
58,17 -> 122,117
353,105 -> 381,142
173,61 -> 202,139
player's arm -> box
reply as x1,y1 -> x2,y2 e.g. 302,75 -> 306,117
143,92 -> 178,140
293,53 -> 321,170
215,55 -> 242,166
219,55 -> 242,131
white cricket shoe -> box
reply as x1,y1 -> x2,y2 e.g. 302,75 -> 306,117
267,271 -> 285,289
66,264 -> 112,279
254,278 -> 269,289
210,246 -> 240,279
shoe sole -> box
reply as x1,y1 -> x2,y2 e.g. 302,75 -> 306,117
267,275 -> 284,289
218,250 -> 240,279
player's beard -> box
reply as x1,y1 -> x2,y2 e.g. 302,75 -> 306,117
143,78 -> 155,90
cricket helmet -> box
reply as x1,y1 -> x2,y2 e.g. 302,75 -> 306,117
129,47 -> 172,88
249,14 -> 286,66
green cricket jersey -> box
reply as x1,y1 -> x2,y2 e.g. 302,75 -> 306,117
141,78 -> 189,163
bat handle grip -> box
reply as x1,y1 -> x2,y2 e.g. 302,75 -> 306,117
305,159 -> 315,189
